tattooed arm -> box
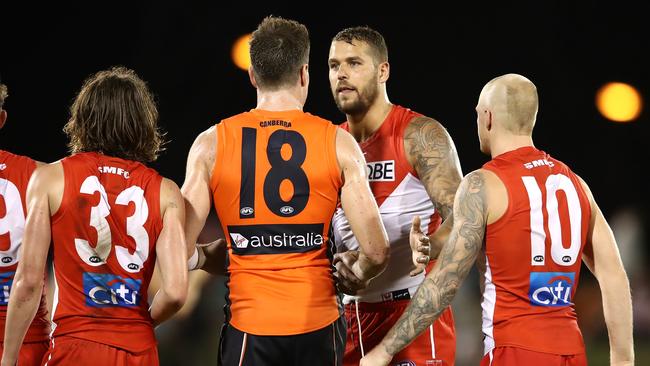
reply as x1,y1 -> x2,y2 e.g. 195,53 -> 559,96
404,116 -> 462,264
360,170 -> 489,366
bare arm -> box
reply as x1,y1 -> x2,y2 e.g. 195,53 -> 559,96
337,128 -> 389,281
404,116 -> 462,261
181,127 -> 226,275
149,178 -> 189,327
579,177 -> 634,366
1,164 -> 61,366
361,170 -> 488,366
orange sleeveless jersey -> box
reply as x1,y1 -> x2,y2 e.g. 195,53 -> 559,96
480,146 -> 591,355
0,150 -> 50,343
50,152 -> 162,353
211,109 -> 343,336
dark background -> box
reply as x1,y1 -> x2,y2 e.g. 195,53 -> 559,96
2,1 -> 648,365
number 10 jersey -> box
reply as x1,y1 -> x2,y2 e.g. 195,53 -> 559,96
50,152 -> 163,353
480,146 -> 591,356
211,109 -> 343,336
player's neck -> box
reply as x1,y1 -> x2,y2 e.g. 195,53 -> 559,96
255,89 -> 304,112
346,99 -> 393,143
490,135 -> 535,158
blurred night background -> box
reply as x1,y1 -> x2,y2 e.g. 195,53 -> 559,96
1,1 -> 648,365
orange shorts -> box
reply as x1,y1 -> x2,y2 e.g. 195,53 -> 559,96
0,340 -> 49,366
480,346 -> 587,366
43,336 -> 158,366
344,299 -> 455,366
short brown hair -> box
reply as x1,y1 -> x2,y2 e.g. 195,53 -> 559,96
249,16 -> 310,90
63,67 -> 165,163
0,83 -> 7,109
333,26 -> 388,64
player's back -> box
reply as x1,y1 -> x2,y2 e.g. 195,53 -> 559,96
211,109 -> 343,336
480,146 -> 591,355
50,151 -> 163,353
0,150 -> 50,343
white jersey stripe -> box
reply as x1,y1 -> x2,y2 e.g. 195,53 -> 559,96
481,255 -> 496,355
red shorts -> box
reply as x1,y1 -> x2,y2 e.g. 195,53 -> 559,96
0,340 -> 49,366
344,299 -> 455,366
480,346 -> 587,366
42,336 -> 159,366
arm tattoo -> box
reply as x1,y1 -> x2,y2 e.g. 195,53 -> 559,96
404,116 -> 462,221
381,171 -> 487,355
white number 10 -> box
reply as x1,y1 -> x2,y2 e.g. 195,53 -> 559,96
522,174 -> 582,266
75,176 -> 150,273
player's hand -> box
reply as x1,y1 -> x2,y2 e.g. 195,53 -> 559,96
198,238 -> 227,275
409,216 -> 431,276
359,345 -> 392,366
333,250 -> 368,295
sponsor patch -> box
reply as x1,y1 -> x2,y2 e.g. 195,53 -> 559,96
529,272 -> 575,307
83,272 -> 142,307
227,223 -> 325,255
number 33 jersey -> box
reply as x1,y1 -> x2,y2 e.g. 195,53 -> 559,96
211,109 -> 343,336
480,146 -> 591,356
50,152 -> 163,353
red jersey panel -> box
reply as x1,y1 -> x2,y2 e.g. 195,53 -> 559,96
49,152 -> 162,353
480,146 -> 591,355
0,150 -> 50,343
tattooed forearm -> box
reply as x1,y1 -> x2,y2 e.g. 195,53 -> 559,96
380,171 -> 487,356
404,116 -> 462,221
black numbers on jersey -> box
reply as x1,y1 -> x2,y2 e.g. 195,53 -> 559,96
240,128 -> 310,218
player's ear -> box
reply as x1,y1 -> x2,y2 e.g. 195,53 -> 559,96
248,67 -> 258,89
0,110 -> 7,130
300,64 -> 309,87
485,109 -> 493,131
378,61 -> 389,83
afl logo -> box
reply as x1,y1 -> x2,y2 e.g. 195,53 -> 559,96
89,256 -> 102,264
533,255 -> 544,263
1,257 -> 12,264
562,256 -> 572,263
128,263 -> 139,271
280,206 -> 294,215
240,207 -> 254,216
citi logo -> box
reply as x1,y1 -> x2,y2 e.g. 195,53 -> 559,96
367,160 -> 395,182
529,272 -> 574,307
83,272 -> 141,308
524,159 -> 555,169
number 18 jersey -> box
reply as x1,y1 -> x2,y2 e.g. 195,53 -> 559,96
480,146 -> 591,356
50,152 -> 162,353
211,109 -> 343,336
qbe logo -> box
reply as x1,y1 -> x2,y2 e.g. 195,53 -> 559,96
0,272 -> 14,305
529,272 -> 575,307
83,272 -> 142,308
367,160 -> 395,182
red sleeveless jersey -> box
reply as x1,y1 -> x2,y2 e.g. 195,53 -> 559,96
333,105 -> 442,302
0,150 -> 50,343
49,152 -> 162,352
480,146 -> 591,355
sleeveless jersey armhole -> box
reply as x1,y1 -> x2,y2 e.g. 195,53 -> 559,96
210,123 -> 225,194
395,115 -> 419,178
483,165 -> 513,232
50,160 -> 69,225
327,124 -> 343,190
152,174 -> 163,233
